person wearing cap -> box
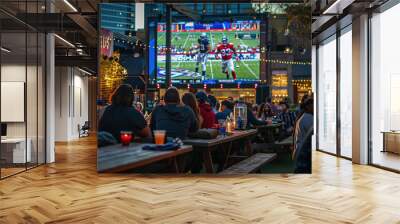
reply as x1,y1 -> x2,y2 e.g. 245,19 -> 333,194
196,91 -> 216,129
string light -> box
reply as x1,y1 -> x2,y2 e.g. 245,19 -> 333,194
260,59 -> 311,65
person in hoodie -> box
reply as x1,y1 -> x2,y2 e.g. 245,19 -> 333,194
196,91 -> 216,128
150,87 -> 199,139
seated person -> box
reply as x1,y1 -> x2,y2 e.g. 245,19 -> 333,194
216,100 -> 233,120
196,91 -> 216,128
207,94 -> 219,114
293,97 -> 313,174
257,103 -> 274,121
277,102 -> 297,137
245,102 -> 267,128
151,87 -> 199,139
182,92 -> 203,129
265,97 -> 278,116
99,84 -> 150,143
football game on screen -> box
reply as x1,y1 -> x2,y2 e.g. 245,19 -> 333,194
157,20 -> 260,82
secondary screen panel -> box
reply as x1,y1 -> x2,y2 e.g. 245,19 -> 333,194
157,20 -> 260,82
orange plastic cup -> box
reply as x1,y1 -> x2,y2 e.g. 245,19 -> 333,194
154,130 -> 166,145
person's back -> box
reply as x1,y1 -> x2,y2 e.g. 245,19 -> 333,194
293,127 -> 312,173
293,98 -> 314,158
293,97 -> 313,173
98,84 -> 149,142
151,104 -> 198,139
151,87 -> 198,139
100,105 -> 147,141
198,102 -> 216,128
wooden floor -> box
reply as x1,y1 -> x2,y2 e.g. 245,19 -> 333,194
1,136 -> 400,224
372,151 -> 400,171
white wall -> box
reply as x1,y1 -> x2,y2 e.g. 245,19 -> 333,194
54,67 -> 89,141
1,65 -> 27,138
1,63 -> 46,164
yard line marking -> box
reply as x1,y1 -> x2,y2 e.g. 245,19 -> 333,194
238,38 -> 258,79
182,33 -> 190,49
209,31 -> 216,79
177,33 -> 191,68
240,61 -> 258,79
209,59 -> 214,79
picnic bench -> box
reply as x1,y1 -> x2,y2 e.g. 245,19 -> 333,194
274,136 -> 293,152
183,129 -> 258,173
97,143 -> 192,173
219,153 -> 277,175
255,123 -> 282,143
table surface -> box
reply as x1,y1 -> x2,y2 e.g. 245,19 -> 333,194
183,129 -> 257,148
254,123 -> 282,129
381,131 -> 400,134
97,143 -> 192,172
1,138 -> 29,143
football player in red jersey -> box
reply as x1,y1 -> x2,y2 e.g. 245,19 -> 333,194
216,36 -> 238,80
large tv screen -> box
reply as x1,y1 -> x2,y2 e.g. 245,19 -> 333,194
157,20 -> 260,82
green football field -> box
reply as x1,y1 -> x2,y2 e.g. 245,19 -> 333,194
164,60 -> 259,80
157,31 -> 259,50
157,30 -> 260,80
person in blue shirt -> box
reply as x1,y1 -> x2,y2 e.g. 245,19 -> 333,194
215,100 -> 233,121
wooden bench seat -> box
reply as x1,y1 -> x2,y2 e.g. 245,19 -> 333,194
274,136 -> 293,153
275,136 -> 293,146
219,153 -> 277,175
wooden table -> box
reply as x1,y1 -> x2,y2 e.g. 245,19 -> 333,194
97,143 -> 192,173
183,129 -> 258,173
255,123 -> 282,143
382,131 -> 400,154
